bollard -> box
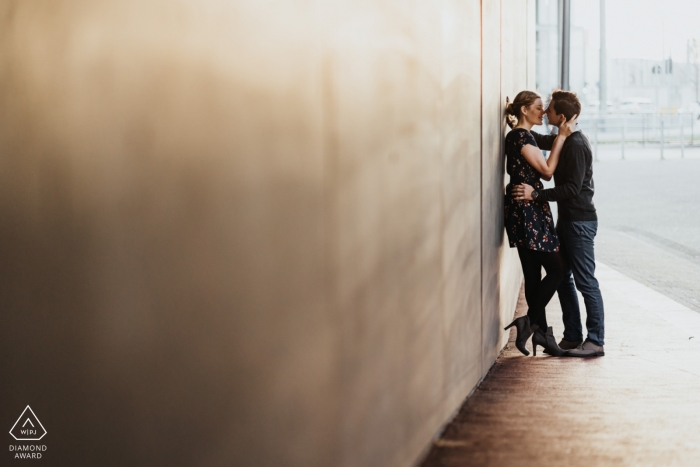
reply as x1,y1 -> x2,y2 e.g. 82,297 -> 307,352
660,119 -> 665,160
594,119 -> 599,161
642,113 -> 646,148
681,113 -> 685,158
621,117 -> 626,160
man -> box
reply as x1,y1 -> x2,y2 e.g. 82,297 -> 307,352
512,90 -> 605,357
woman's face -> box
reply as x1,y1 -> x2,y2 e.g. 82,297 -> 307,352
523,98 -> 545,126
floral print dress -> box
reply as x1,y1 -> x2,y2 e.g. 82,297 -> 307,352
504,128 -> 559,252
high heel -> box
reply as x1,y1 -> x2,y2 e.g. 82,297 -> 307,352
531,327 -> 566,357
504,316 -> 535,356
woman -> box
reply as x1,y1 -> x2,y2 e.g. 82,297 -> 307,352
502,90 -> 576,357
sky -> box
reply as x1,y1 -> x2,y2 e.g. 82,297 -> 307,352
572,0 -> 700,61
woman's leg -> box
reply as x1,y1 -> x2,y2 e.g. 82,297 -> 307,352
516,247 -> 543,328
530,250 -> 568,330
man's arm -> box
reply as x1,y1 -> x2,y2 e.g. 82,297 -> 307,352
538,146 -> 586,202
530,131 -> 557,151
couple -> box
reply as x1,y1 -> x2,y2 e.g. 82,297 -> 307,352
503,90 -> 605,358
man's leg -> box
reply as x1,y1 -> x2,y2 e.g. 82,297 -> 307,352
561,220 -> 605,346
557,223 -> 583,342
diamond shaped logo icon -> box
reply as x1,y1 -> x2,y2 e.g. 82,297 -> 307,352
9,406 -> 47,441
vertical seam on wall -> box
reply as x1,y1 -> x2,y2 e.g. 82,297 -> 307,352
500,0 -> 504,349
500,0 -> 503,330
526,0 -> 529,89
479,0 -> 484,378
321,54 -> 342,465
439,8 -> 448,420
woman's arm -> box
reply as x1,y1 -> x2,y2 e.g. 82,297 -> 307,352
521,136 -> 565,181
520,117 -> 577,180
512,145 -> 587,202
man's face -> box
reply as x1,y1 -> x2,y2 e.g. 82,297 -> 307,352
545,99 -> 565,127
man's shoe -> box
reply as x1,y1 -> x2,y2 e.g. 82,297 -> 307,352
558,339 -> 583,350
566,339 -> 605,357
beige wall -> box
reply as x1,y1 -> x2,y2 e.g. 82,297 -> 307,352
0,1 -> 533,466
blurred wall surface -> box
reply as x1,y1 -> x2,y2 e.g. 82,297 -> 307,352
0,1 -> 533,466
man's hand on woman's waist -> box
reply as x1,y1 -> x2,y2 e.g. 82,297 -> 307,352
512,183 -> 536,201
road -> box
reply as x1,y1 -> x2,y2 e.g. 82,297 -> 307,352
579,157 -> 700,312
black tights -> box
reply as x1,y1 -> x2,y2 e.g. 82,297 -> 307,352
517,247 -> 567,331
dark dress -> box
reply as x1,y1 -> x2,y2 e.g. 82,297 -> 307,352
504,128 -> 559,253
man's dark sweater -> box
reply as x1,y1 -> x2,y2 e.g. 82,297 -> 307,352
531,130 -> 597,222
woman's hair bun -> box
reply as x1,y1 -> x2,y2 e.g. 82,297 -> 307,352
504,100 -> 514,115
505,90 -> 540,129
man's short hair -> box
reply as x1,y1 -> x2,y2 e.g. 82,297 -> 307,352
551,90 -> 581,121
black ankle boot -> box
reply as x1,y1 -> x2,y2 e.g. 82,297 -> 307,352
532,327 -> 566,357
504,316 -> 535,356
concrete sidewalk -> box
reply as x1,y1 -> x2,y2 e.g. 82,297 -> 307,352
420,262 -> 700,466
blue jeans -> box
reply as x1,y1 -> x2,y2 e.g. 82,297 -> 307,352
556,220 -> 605,346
